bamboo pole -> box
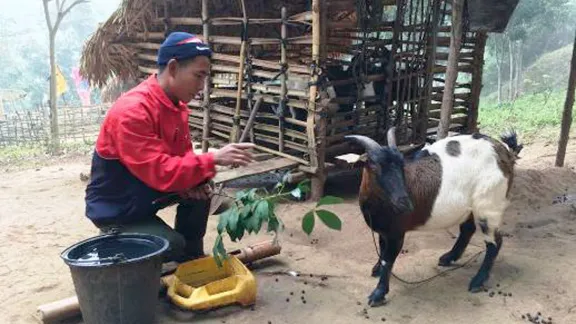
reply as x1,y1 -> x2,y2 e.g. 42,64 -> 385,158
201,0 -> 211,152
437,0 -> 463,140
466,31 -> 487,134
240,97 -> 263,143
230,0 -> 248,143
308,0 -> 326,201
555,32 -> 576,167
279,7 -> 288,152
253,144 -> 310,165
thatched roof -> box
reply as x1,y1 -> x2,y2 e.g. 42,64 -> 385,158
80,0 -> 156,87
80,0 -> 312,87
80,0 -> 520,88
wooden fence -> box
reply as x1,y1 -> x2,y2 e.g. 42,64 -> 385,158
0,105 -> 109,147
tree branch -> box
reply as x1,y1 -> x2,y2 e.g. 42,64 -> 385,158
53,0 -> 88,33
60,0 -> 68,12
42,0 -> 53,33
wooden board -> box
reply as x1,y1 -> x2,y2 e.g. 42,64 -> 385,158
213,157 -> 299,184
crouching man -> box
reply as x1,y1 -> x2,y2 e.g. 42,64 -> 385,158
84,32 -> 254,262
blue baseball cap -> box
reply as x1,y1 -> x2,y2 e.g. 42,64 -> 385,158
157,31 -> 212,65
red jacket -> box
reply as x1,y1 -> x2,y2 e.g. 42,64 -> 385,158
96,74 -> 215,191
85,75 -> 215,224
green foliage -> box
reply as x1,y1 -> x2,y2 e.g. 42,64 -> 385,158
315,210 -> 342,231
482,0 -> 576,97
212,180 -> 344,267
522,44 -> 574,94
479,90 -> 575,143
302,211 -> 315,235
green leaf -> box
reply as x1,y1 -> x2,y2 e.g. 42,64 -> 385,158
290,187 -> 302,199
315,209 -> 342,231
302,211 -> 315,235
235,221 -> 245,241
254,200 -> 270,221
227,209 -> 240,232
240,204 -> 252,219
235,189 -> 248,201
316,195 -> 344,207
247,188 -> 258,201
217,206 -> 236,234
212,234 -> 226,267
297,179 -> 311,194
246,212 -> 264,234
267,216 -> 280,233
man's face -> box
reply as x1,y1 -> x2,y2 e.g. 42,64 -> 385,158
167,56 -> 210,104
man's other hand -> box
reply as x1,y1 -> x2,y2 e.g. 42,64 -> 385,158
213,143 -> 255,167
179,184 -> 212,200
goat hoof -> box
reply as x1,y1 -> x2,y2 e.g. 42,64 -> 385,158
371,263 -> 383,277
368,288 -> 387,307
438,252 -> 455,267
468,273 -> 489,293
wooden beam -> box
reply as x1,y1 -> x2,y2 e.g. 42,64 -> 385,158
555,31 -> 576,167
414,0 -> 440,142
214,157 -> 299,183
309,0 -> 326,201
437,0 -> 464,140
230,0 -> 248,143
467,31 -> 487,134
201,0 -> 211,152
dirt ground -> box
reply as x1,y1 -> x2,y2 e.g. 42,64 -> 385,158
1,138 -> 576,324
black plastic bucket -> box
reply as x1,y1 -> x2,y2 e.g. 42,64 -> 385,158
61,233 -> 169,324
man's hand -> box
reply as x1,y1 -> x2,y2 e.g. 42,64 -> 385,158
213,143 -> 255,167
179,183 -> 212,200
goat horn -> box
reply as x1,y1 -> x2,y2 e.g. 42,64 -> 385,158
387,127 -> 397,148
344,135 -> 382,153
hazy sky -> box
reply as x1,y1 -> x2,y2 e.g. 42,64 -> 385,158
0,0 -> 121,32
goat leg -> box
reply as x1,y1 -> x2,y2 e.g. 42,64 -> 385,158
368,233 -> 404,307
439,214 -> 476,266
469,231 -> 503,292
371,259 -> 383,277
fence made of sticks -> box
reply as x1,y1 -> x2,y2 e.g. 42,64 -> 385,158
0,105 -> 109,147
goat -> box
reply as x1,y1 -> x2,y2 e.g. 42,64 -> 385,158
345,127 -> 523,307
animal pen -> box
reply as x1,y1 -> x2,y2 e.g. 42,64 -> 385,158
80,0 -> 519,198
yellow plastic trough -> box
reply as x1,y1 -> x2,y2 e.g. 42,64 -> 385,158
166,255 -> 257,311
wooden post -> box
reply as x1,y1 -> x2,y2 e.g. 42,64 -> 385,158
437,0 -> 463,140
201,0 -> 212,152
240,97 -> 264,143
231,0 -> 248,143
279,7 -> 288,152
418,0 -> 441,142
309,0 -> 326,201
555,32 -> 576,167
467,31 -> 487,134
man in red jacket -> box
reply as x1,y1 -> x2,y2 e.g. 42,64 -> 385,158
85,32 -> 254,262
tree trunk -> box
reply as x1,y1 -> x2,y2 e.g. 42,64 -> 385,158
437,0 -> 463,140
497,57 -> 502,105
508,37 -> 514,102
49,32 -> 60,154
516,40 -> 523,98
555,33 -> 576,167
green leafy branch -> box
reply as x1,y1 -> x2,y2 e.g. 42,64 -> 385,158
212,179 -> 344,267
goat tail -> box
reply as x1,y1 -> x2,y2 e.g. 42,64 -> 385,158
500,128 -> 524,157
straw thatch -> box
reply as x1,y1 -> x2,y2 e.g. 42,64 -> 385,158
79,0 -> 153,87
